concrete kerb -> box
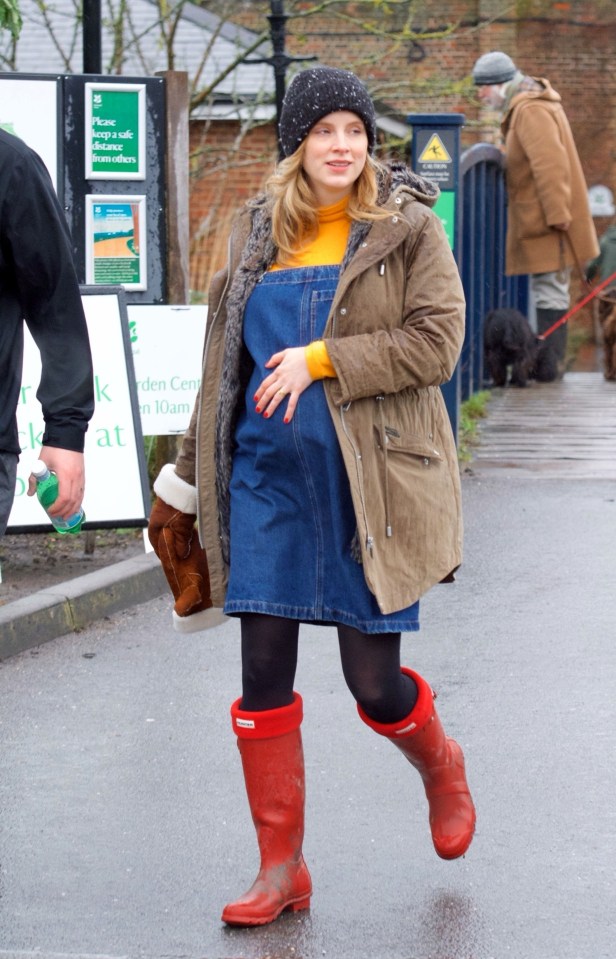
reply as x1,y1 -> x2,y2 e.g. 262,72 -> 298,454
0,551 -> 167,661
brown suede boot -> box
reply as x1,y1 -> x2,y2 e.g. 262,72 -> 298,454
358,667 -> 476,860
221,693 -> 312,926
148,464 -> 227,632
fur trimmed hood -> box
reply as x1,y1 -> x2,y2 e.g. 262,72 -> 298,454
378,161 -> 440,208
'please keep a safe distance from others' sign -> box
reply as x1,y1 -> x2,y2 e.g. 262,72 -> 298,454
85,82 -> 146,180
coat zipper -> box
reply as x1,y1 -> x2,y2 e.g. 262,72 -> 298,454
330,253 -> 390,557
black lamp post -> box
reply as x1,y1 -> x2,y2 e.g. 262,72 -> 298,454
83,0 -> 102,74
248,0 -> 317,159
268,0 -> 289,135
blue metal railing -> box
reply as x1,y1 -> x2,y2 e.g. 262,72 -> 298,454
458,143 -> 528,401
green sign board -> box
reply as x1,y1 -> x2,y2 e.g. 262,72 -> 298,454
86,83 -> 146,180
432,191 -> 455,249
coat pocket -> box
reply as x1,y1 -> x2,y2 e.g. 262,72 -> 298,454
376,425 -> 443,465
373,424 -> 446,540
514,199 -> 549,240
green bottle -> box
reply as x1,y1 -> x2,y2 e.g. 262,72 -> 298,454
31,460 -> 85,534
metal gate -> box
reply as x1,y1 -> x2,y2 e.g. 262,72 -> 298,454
458,143 -> 528,401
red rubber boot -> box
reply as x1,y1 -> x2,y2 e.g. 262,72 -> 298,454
221,693 -> 312,926
358,668 -> 476,860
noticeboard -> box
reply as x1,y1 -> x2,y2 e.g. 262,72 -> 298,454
64,73 -> 167,303
0,73 -> 167,305
7,288 -> 151,533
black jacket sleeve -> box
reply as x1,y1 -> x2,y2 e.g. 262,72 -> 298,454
3,139 -> 94,451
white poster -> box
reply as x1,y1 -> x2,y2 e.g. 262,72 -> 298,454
85,194 -> 147,291
7,291 -> 150,531
0,77 -> 59,187
128,304 -> 207,435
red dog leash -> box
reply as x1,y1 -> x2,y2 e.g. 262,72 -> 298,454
538,268 -> 616,341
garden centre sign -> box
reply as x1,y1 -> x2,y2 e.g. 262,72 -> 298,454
8,290 -> 150,533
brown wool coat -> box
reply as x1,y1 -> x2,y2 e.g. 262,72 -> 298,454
175,166 -> 465,615
502,78 -> 599,276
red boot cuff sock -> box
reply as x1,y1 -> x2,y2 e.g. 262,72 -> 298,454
230,692 -> 303,740
357,668 -> 434,738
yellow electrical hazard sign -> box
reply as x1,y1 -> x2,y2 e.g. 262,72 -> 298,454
419,134 -> 452,163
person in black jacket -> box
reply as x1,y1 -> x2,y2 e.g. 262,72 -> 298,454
0,127 -> 94,535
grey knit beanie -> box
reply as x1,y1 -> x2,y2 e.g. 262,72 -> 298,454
279,66 -> 377,157
472,51 -> 517,86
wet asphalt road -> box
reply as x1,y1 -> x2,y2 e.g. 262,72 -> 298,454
0,473 -> 614,959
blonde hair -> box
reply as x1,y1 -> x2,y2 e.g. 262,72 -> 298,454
265,142 -> 390,265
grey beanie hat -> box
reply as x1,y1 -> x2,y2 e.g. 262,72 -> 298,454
279,66 -> 377,157
472,51 -> 517,86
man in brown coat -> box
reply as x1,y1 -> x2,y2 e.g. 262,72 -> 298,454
472,51 -> 599,373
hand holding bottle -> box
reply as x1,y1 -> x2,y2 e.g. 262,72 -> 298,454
27,448 -> 85,522
30,456 -> 85,534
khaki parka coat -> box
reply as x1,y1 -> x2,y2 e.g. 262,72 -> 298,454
175,164 -> 465,616
502,77 -> 598,276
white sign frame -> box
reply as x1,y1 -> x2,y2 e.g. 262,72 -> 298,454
85,82 -> 146,181
85,195 -> 147,291
7,287 -> 151,533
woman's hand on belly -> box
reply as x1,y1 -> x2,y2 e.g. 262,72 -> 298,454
254,346 -> 313,423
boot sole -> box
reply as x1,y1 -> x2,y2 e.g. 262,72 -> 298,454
221,894 -> 311,926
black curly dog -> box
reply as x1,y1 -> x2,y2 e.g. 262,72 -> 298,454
484,308 -> 559,387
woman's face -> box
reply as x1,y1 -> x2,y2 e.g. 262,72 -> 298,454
302,111 -> 369,206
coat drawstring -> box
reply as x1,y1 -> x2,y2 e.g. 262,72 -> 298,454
376,396 -> 393,538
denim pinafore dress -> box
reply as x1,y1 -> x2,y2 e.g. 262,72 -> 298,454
224,265 -> 419,634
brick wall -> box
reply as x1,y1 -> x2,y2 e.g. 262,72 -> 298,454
189,1 -> 616,296
188,120 -> 277,298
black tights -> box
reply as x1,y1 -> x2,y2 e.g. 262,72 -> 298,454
239,613 -> 417,724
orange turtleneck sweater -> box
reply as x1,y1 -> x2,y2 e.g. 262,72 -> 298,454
270,197 -> 351,379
